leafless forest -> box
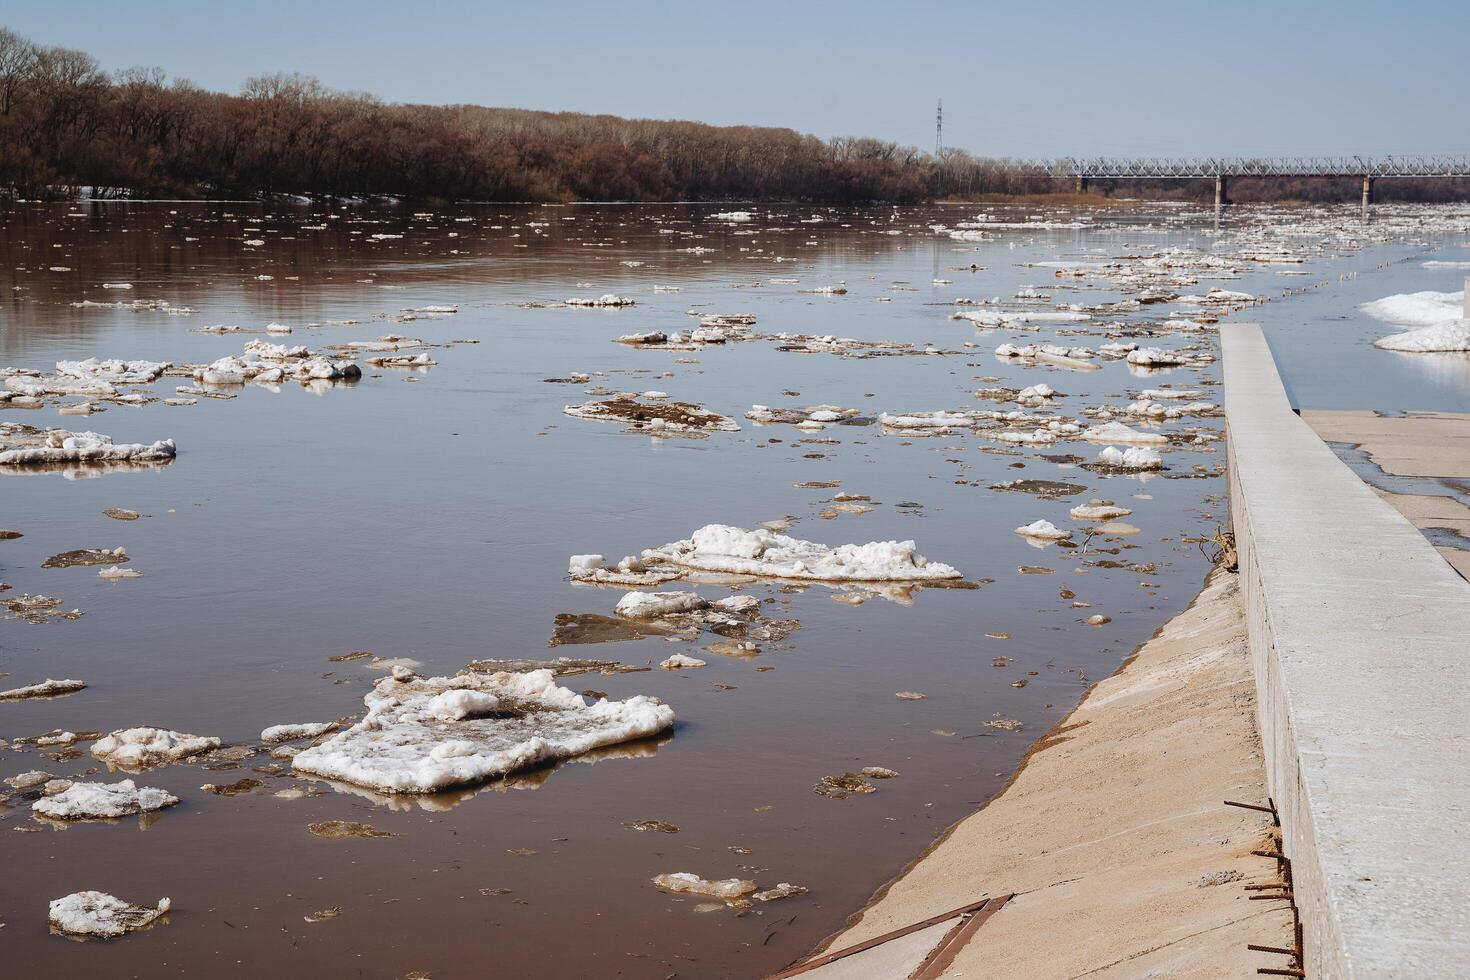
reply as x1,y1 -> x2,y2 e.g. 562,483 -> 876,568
2,28 -> 1466,204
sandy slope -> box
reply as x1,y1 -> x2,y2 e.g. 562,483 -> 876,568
810,569 -> 1294,978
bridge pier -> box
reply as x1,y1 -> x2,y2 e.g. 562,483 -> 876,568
1075,176 -> 1089,195
1362,175 -> 1376,207
1214,174 -> 1229,206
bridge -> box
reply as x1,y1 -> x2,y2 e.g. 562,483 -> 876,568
1005,156 -> 1470,205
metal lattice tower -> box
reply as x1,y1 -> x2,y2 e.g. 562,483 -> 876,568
935,99 -> 943,156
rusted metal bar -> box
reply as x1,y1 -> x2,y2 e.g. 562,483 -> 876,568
1251,850 -> 1288,861
1249,892 -> 1294,901
766,895 -> 1007,979
1257,969 -> 1306,977
1224,799 -> 1276,815
910,894 -> 1014,980
1249,944 -> 1300,955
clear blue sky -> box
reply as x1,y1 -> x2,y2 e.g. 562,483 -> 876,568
5,0 -> 1466,158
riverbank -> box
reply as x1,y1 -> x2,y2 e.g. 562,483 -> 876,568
793,568 -> 1293,978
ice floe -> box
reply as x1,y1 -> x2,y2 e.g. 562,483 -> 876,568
640,524 -> 963,582
1372,320 -> 1470,352
261,722 -> 338,744
1082,421 -> 1167,445
91,727 -> 221,770
291,668 -> 674,794
1094,446 -> 1164,471
564,393 -> 739,434
0,423 -> 176,467
1360,290 -> 1465,328
0,677 -> 85,700
32,779 -> 179,820
49,891 -> 170,939
1014,519 -> 1071,540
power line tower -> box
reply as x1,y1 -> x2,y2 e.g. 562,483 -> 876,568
935,99 -> 943,157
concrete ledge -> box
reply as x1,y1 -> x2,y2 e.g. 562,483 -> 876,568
1223,324 -> 1470,977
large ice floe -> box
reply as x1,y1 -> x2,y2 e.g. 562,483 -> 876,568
0,423 -> 176,467
49,891 -> 171,939
1361,290 -> 1470,351
638,524 -> 963,582
1361,290 -> 1465,328
33,779 -> 180,820
91,727 -> 220,770
291,668 -> 675,794
1093,446 -> 1164,471
1373,321 -> 1470,352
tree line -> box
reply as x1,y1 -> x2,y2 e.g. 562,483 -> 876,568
1,27 -> 1465,205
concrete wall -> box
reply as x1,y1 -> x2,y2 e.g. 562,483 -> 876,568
1222,324 -> 1470,978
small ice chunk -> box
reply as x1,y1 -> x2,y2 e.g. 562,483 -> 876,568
1070,500 -> 1132,521
91,727 -> 221,769
651,873 -> 756,899
0,678 -> 85,700
1095,446 -> 1164,470
32,779 -> 179,820
659,653 -> 707,670
615,591 -> 709,618
260,722 -> 338,744
48,891 -> 171,938
1015,519 -> 1071,540
4,770 -> 54,789
1082,421 -> 1167,445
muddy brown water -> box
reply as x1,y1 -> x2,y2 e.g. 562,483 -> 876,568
0,200 -> 1463,978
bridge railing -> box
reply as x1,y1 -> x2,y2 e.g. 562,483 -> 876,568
986,156 -> 1470,178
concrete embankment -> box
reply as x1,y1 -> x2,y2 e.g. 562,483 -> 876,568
790,569 -> 1292,979
1224,323 -> 1470,976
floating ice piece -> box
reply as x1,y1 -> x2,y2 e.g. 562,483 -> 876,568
567,554 -> 682,586
659,653 -> 706,670
1070,500 -> 1132,520
711,211 -> 754,221
92,727 -> 221,769
0,425 -> 176,467
32,779 -> 179,820
261,722 -> 338,744
98,565 -> 141,579
49,891 -> 171,938
651,873 -> 756,899
615,591 -> 709,618
1126,347 -> 1187,366
4,769 -> 53,789
953,309 -> 1091,327
1372,320 -> 1470,352
753,883 -> 809,902
1360,290 -> 1464,327
565,294 -> 635,307
365,352 -> 436,368
1095,446 -> 1164,470
291,668 -> 674,794
55,359 -> 169,385
0,678 -> 85,700
1082,421 -> 1167,445
564,394 -> 739,434
878,410 -> 982,429
642,524 -> 963,582
1014,520 -> 1071,540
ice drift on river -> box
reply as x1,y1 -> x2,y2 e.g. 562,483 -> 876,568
91,727 -> 220,769
0,427 -> 176,466
642,524 -> 963,581
49,891 -> 171,938
1360,290 -> 1465,328
33,779 -> 179,820
1372,320 -> 1470,352
290,668 -> 674,794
